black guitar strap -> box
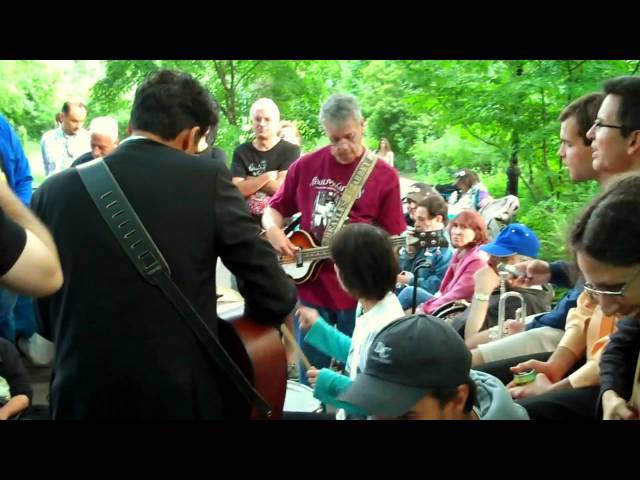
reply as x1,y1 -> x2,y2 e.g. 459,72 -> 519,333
76,158 -> 272,417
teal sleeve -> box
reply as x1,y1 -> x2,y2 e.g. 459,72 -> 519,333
313,368 -> 370,416
304,317 -> 352,363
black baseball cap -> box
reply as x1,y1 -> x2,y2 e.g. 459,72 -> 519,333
337,314 -> 471,417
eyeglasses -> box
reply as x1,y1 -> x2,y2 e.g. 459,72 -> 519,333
583,266 -> 640,297
593,118 -> 625,131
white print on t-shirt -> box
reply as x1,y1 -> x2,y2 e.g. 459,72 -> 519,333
312,189 -> 339,237
309,176 -> 365,198
247,159 -> 268,176
310,176 -> 347,192
309,176 -> 365,241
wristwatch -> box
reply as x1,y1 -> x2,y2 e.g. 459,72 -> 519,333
473,292 -> 491,302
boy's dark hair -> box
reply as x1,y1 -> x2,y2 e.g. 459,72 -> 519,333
330,223 -> 399,301
427,376 -> 476,413
130,69 -> 217,142
417,196 -> 449,226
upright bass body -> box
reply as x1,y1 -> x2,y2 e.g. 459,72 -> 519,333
217,293 -> 287,420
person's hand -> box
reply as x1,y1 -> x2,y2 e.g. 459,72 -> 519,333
508,359 -> 558,385
509,372 -> 552,400
263,170 -> 278,182
0,409 -> 9,421
297,306 -> 320,331
602,389 -> 639,420
264,226 -> 298,258
474,266 -> 500,295
306,367 -> 319,387
510,260 -> 551,287
504,319 -> 526,336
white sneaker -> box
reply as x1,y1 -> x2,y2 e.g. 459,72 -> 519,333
18,333 -> 54,367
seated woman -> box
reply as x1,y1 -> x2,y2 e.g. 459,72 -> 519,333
396,195 -> 453,310
459,224 -> 554,347
418,210 -> 489,315
448,169 -> 494,218
297,223 -> 404,419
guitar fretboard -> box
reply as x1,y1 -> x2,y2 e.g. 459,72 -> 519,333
280,235 -> 409,264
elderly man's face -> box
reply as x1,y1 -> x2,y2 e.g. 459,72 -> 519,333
91,133 -> 118,158
324,117 -> 365,165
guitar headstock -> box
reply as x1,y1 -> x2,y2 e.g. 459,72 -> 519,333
403,228 -> 449,249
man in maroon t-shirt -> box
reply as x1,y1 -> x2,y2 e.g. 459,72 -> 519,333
263,93 -> 406,384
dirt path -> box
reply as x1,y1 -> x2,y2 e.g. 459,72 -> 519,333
399,174 -> 417,198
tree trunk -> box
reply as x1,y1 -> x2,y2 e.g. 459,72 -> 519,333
540,86 -> 555,194
213,60 -> 237,125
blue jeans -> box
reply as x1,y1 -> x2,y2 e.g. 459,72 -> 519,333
0,291 -> 36,343
396,286 -> 433,311
0,288 -> 19,343
294,301 -> 356,386
14,295 -> 37,339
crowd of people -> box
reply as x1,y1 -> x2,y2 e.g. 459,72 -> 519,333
1,69 -> 640,421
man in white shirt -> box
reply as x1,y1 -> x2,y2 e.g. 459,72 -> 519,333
41,101 -> 91,176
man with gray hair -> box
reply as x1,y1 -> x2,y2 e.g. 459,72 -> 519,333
231,98 -> 300,224
71,116 -> 120,167
263,93 -> 406,386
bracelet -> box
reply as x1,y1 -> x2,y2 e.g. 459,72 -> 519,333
473,293 -> 490,302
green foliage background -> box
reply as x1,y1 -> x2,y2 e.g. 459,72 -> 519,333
2,59 -> 638,263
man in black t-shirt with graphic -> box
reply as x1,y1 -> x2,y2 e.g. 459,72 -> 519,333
231,98 -> 300,223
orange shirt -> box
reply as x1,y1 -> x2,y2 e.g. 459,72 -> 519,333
558,291 -> 619,389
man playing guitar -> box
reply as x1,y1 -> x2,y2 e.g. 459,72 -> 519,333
262,93 -> 405,385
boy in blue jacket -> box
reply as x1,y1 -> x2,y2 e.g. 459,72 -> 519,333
396,195 -> 453,311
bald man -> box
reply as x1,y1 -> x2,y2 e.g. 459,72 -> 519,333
231,98 -> 300,224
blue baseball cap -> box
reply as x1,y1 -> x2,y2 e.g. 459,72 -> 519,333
480,224 -> 540,258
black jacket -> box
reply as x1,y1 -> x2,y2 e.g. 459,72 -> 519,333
599,316 -> 640,404
33,138 -> 297,419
